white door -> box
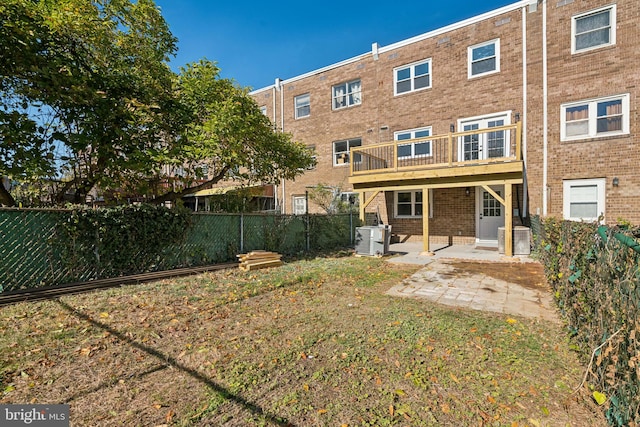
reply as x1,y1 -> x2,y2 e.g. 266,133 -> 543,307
477,186 -> 505,242
459,113 -> 510,161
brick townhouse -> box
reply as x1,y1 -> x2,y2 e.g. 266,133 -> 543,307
247,0 -> 638,256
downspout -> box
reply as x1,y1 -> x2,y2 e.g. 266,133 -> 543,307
270,85 -> 279,212
275,78 -> 286,214
542,0 -> 549,216
522,5 -> 529,218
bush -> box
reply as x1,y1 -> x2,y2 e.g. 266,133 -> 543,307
533,216 -> 640,426
55,204 -> 192,278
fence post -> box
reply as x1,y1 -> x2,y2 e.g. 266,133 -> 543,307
240,213 -> 244,253
350,211 -> 354,246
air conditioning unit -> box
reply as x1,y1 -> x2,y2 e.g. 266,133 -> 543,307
498,226 -> 531,255
355,225 -> 392,256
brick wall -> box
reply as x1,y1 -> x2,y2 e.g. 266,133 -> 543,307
248,0 -> 640,229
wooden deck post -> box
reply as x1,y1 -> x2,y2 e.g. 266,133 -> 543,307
505,183 -> 513,257
422,187 -> 432,254
359,192 -> 365,223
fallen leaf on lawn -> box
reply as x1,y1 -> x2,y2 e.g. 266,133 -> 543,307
486,395 -> 496,404
528,419 -> 541,427
450,373 -> 459,383
506,318 -> 517,324
303,383 -> 309,392
593,391 -> 607,405
394,389 -> 406,396
317,408 -> 327,414
389,405 -> 394,416
99,312 -> 109,318
166,410 -> 175,423
153,404 -> 162,409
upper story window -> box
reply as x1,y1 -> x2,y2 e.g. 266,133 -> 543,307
572,5 -> 616,54
561,94 -> 629,141
259,106 -> 267,115
394,127 -> 432,159
394,59 -> 431,95
333,138 -> 361,166
468,39 -> 500,78
294,93 -> 310,119
332,79 -> 361,110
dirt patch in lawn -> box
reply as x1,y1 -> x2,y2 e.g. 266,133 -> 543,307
446,260 -> 549,290
1,256 -> 605,426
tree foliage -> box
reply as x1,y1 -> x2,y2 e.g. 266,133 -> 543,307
1,1 -> 314,207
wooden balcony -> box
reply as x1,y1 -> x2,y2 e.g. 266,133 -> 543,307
349,122 -> 523,189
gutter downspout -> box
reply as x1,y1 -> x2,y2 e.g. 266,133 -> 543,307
272,85 -> 280,212
542,0 -> 548,216
522,5 -> 528,219
275,78 -> 286,214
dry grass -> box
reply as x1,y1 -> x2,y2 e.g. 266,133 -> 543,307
1,255 -> 605,426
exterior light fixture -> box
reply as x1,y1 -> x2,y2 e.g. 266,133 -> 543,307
613,177 -> 619,187
450,123 -> 455,132
465,187 -> 471,196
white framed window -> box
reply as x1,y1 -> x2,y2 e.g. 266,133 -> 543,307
259,106 -> 267,115
294,93 -> 310,119
305,145 -> 317,170
468,39 -> 500,78
333,138 -> 361,166
394,59 -> 431,95
394,127 -> 432,159
394,190 -> 433,218
339,192 -> 359,211
563,178 -> 605,222
332,79 -> 361,110
292,195 -> 307,215
561,94 -> 629,141
572,5 -> 616,54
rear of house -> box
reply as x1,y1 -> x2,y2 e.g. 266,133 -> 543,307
248,0 -> 639,255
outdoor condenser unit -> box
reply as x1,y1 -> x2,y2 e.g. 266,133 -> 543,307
498,226 -> 531,255
355,225 -> 392,256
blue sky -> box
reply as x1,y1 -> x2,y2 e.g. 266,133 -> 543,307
154,0 -> 516,91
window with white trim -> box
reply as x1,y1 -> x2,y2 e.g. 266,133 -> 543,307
394,127 -> 432,159
332,79 -> 361,110
292,195 -> 307,215
259,106 -> 267,115
305,145 -> 317,170
333,138 -> 361,166
468,39 -> 500,78
561,94 -> 629,141
394,190 -> 433,218
563,178 -> 605,222
572,5 -> 616,54
394,59 -> 431,95
294,93 -> 310,119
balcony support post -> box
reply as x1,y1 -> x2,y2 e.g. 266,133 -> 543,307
505,183 -> 513,257
422,187 -> 434,255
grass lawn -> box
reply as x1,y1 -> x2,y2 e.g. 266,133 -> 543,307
1,255 -> 605,426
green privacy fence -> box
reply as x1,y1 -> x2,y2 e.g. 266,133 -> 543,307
0,207 -> 359,293
531,216 -> 640,427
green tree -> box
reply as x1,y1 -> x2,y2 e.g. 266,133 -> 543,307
1,3 -> 314,207
149,59 -> 315,204
1,0 -> 182,206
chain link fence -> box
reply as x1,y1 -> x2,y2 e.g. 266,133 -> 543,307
0,208 -> 359,293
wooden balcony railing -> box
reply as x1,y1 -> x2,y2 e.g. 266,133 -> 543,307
350,122 -> 522,176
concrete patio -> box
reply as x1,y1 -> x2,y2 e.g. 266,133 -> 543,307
385,242 -> 558,322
